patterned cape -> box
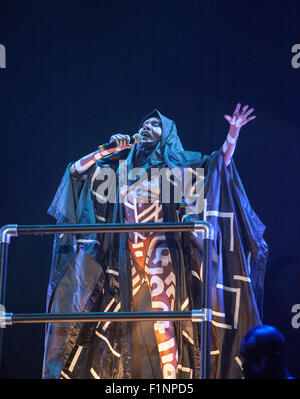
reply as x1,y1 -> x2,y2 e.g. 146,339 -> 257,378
42,110 -> 268,379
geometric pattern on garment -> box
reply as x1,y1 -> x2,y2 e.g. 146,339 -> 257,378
129,230 -> 178,379
215,277 -> 252,330
123,196 -> 163,243
123,182 -> 178,379
203,198 -> 235,252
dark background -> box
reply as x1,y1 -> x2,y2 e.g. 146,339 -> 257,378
0,0 -> 299,379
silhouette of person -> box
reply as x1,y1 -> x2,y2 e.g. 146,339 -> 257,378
240,325 -> 295,379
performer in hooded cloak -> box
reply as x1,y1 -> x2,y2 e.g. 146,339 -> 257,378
42,104 -> 268,379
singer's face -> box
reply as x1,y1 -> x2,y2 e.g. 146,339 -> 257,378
138,117 -> 162,143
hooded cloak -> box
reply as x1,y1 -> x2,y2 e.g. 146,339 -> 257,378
42,110 -> 268,379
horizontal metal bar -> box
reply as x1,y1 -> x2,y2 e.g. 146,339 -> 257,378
1,310 -> 205,326
0,221 -> 214,241
16,222 -> 195,235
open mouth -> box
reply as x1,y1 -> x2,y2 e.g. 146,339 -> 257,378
141,131 -> 151,137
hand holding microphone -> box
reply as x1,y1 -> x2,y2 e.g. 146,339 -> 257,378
72,134 -> 141,179
98,133 -> 140,156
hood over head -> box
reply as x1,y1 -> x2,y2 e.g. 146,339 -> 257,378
130,108 -> 208,171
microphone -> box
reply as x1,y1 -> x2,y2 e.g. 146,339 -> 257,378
98,135 -> 139,152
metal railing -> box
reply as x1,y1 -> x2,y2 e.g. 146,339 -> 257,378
0,221 -> 213,379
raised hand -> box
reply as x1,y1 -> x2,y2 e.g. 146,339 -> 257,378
222,102 -> 256,166
224,103 -> 256,129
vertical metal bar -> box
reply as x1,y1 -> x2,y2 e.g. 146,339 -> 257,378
0,241 -> 9,369
200,236 -> 212,379
0,242 -> 9,306
0,225 -> 17,371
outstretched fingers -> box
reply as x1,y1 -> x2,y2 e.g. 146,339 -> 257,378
243,107 -> 254,118
233,102 -> 241,115
224,103 -> 256,127
241,115 -> 256,126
